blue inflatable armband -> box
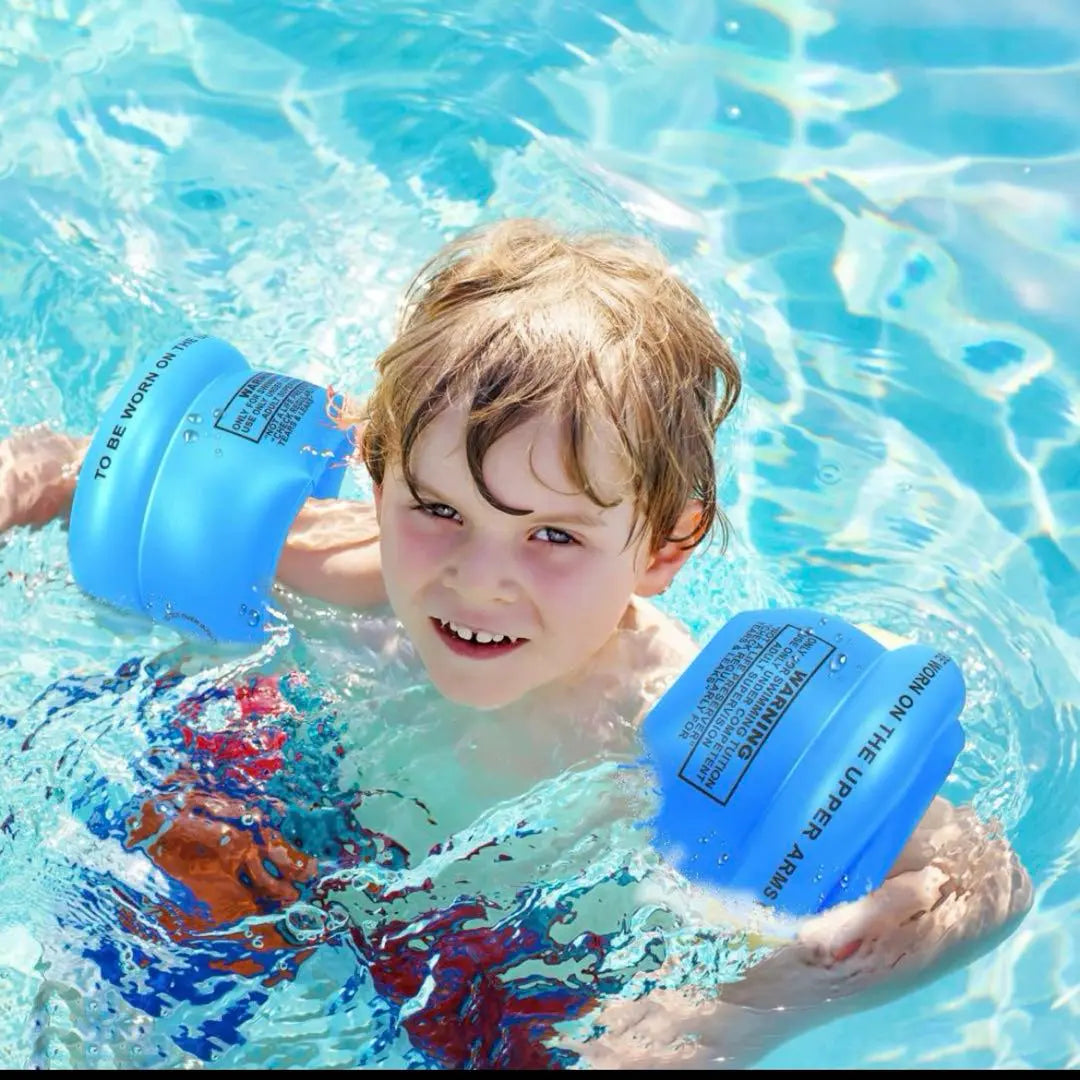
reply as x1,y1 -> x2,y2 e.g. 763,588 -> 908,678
69,334 -> 354,644
641,609 -> 965,915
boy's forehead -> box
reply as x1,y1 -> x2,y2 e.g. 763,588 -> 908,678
411,404 -> 632,507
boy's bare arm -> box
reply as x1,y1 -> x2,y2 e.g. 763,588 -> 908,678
574,618 -> 1033,1068
0,425 -> 386,609
0,426 -> 90,532
275,497 -> 386,608
574,794 -> 1032,1069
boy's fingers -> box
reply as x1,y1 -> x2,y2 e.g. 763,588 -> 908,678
797,864 -> 949,950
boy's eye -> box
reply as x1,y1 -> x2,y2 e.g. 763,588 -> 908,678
533,526 -> 576,546
416,501 -> 461,522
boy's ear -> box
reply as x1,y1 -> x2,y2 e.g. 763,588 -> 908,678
634,501 -> 704,598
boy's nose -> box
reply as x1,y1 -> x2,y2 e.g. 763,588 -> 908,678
443,538 -> 518,604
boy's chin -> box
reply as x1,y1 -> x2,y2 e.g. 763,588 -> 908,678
430,674 -> 526,711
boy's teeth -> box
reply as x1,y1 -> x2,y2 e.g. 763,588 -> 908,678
443,619 -> 513,644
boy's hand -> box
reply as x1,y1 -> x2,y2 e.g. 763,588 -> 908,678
0,425 -> 89,533
721,797 -> 1032,1011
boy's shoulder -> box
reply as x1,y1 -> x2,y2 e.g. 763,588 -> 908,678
623,595 -> 698,656
611,597 -> 699,727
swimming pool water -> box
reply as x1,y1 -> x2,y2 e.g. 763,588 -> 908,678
0,0 -> 1077,1069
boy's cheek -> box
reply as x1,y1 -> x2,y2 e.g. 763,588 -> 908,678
530,562 -> 637,638
383,510 -> 447,571
524,554 -> 610,603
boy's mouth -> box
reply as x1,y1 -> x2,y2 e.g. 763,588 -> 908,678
430,617 -> 528,658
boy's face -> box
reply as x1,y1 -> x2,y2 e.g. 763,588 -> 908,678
374,405 -> 682,710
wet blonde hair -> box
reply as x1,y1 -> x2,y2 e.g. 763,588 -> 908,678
339,218 -> 741,552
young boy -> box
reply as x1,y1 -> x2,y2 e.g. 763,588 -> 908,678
0,219 -> 1032,1068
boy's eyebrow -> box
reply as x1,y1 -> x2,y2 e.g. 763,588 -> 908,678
413,478 -> 609,527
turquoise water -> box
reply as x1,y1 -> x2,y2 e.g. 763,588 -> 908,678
0,0 -> 1077,1069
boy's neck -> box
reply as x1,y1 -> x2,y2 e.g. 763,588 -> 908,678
512,596 -> 697,730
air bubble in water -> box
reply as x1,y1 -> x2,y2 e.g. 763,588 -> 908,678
248,610 -> 261,626
285,904 -> 329,943
724,19 -> 739,33
829,654 -> 848,673
725,105 -> 741,120
214,448 -> 223,457
182,429 -> 198,443
324,904 -> 349,931
186,413 -> 202,424
212,408 -> 222,419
